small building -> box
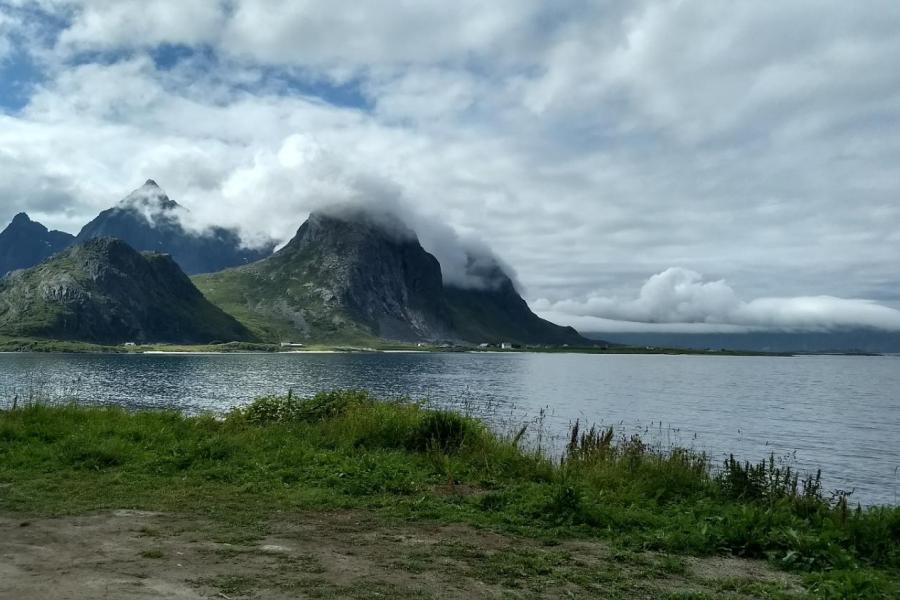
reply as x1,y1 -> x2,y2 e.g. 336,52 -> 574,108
280,342 -> 305,348
500,342 -> 513,350
123,342 -> 136,347
478,343 -> 490,348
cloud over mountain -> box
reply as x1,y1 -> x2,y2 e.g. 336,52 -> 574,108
1,1 -> 899,325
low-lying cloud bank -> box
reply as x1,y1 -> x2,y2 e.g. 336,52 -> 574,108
536,268 -> 900,333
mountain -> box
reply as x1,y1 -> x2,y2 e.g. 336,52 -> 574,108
0,238 -> 254,344
195,207 -> 587,345
0,213 -> 74,276
194,208 -> 454,342
75,180 -> 275,275
584,330 -> 900,354
446,282 -> 585,346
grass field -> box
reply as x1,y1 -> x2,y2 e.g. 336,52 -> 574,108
0,391 -> 897,598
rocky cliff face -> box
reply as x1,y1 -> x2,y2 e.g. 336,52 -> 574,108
0,213 -> 74,276
75,181 -> 275,275
0,238 -> 254,344
195,207 -> 454,342
195,207 -> 587,345
280,208 -> 455,339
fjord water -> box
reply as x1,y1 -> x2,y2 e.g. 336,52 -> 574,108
1,352 -> 897,506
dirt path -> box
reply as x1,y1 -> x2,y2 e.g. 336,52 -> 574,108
0,510 -> 803,599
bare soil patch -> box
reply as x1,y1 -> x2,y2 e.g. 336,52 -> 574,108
0,510 -> 803,599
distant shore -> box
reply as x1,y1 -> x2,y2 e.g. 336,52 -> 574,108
0,335 -> 803,357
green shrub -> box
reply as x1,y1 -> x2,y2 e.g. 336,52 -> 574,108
234,389 -> 374,424
717,454 -> 823,508
406,410 -> 479,454
542,483 -> 586,524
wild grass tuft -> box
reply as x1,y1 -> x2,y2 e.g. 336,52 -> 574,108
233,389 -> 374,424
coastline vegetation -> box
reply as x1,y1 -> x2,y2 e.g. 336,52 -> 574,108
0,390 -> 897,597
0,334 -> 791,356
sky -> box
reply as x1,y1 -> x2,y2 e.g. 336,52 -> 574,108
1,1 -> 899,333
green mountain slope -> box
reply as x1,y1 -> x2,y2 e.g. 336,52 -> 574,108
0,238 -> 254,344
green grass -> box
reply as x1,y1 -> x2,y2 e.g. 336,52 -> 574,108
0,335 -> 126,353
0,391 -> 896,597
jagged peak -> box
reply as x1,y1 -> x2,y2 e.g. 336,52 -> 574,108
3,212 -> 51,236
279,206 -> 421,259
77,236 -> 137,254
118,180 -> 180,212
306,204 -> 417,241
68,238 -> 181,273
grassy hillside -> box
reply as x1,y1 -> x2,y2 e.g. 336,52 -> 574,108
193,260 -> 376,344
0,391 -> 896,597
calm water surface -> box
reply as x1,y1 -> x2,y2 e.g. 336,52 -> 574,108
1,352 -> 897,506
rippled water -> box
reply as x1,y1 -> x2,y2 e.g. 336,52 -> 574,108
0,352 -> 898,506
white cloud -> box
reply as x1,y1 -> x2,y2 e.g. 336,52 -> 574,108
0,1 -> 899,318
0,11 -> 15,60
538,268 -> 900,332
222,1 -> 543,71
56,0 -> 225,53
41,1 -> 546,71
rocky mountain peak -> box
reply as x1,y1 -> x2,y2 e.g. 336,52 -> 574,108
78,236 -> 133,253
76,181 -> 275,275
71,237 -> 160,270
0,237 -> 253,344
118,180 -> 180,212
0,213 -> 75,277
10,212 -> 34,226
282,206 -> 416,255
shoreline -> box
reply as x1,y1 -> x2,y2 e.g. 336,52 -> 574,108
0,340 -> 802,357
